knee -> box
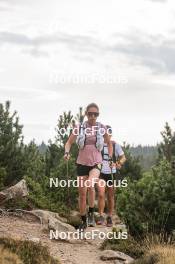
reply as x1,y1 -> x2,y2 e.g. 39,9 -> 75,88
88,186 -> 95,192
79,191 -> 86,200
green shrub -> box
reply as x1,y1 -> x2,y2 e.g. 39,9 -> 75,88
117,160 -> 175,237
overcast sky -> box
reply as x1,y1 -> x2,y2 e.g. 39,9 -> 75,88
0,0 -> 175,145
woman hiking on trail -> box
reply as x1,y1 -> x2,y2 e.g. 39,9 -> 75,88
96,125 -> 126,227
64,103 -> 112,230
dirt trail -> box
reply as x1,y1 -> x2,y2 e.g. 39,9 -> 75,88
0,214 -> 119,264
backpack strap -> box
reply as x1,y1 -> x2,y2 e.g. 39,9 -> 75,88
101,146 -> 104,159
95,122 -> 100,145
84,122 -> 87,146
77,122 -> 87,148
101,145 -> 109,161
112,141 -> 116,163
101,141 -> 116,162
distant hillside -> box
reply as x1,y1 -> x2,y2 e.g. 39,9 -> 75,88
38,142 -> 158,171
130,145 -> 158,171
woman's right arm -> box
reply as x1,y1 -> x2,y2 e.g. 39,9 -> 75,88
64,133 -> 77,160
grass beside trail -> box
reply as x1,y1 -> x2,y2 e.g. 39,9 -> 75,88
101,233 -> 175,264
0,246 -> 23,264
133,245 -> 175,264
0,237 -> 61,264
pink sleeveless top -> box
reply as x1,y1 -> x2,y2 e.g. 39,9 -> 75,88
76,122 -> 106,166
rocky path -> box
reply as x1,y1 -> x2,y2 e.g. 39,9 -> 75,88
0,214 -> 125,264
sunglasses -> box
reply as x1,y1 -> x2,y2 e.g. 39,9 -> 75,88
87,112 -> 99,117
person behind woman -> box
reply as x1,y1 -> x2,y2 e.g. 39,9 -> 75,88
64,103 -> 112,230
97,125 -> 126,227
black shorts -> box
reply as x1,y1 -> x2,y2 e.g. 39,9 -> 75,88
99,173 -> 116,186
77,164 -> 102,176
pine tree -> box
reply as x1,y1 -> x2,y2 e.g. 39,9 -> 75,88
120,143 -> 142,181
158,122 -> 175,172
45,110 -> 79,211
46,110 -> 78,176
158,122 -> 173,162
55,111 -> 75,148
0,101 -> 25,186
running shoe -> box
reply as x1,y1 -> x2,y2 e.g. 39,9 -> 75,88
87,212 -> 96,227
96,215 -> 105,225
106,216 -> 113,227
77,221 -> 87,232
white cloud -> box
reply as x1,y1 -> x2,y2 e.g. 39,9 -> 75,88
0,0 -> 175,145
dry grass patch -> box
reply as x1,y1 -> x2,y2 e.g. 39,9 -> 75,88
0,245 -> 23,264
149,245 -> 175,264
0,237 -> 61,264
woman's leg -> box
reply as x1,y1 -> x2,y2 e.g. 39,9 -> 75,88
77,176 -> 88,215
105,185 -> 115,227
107,185 -> 115,217
97,179 -> 106,216
87,168 -> 100,208
86,168 -> 100,226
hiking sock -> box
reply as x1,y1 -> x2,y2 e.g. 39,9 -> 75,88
81,215 -> 87,223
88,207 -> 94,214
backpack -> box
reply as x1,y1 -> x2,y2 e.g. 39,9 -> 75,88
76,121 -> 104,151
101,141 -> 116,162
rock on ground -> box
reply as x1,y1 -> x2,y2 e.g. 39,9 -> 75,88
100,250 -> 134,263
0,180 -> 28,204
